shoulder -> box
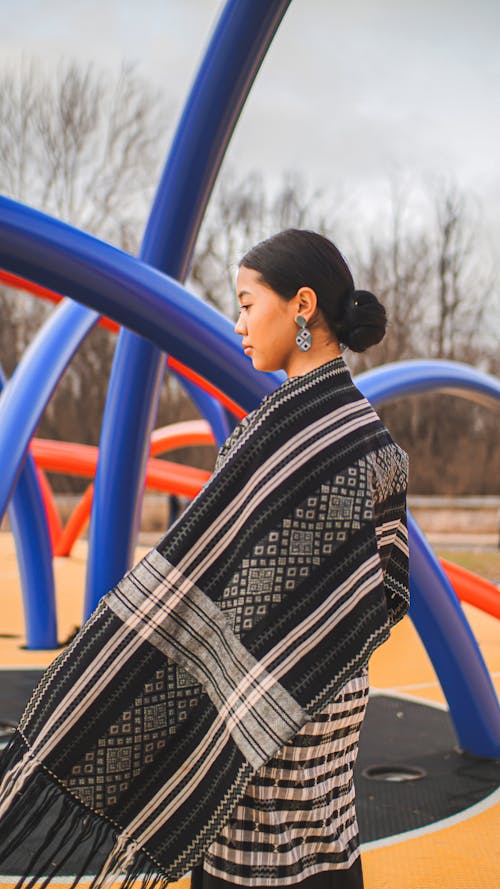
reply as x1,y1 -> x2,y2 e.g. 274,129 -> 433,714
214,410 -> 256,472
363,442 -> 408,516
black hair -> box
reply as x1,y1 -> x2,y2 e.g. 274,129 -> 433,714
239,229 -> 386,353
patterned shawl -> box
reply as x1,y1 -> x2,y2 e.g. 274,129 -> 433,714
0,356 -> 409,887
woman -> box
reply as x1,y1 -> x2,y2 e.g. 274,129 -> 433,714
0,230 -> 408,889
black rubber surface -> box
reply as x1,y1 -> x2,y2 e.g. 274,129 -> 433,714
0,670 -> 499,874
355,692 -> 499,842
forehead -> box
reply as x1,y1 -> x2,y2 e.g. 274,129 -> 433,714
236,266 -> 268,296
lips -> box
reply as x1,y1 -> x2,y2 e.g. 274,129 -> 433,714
243,345 -> 252,354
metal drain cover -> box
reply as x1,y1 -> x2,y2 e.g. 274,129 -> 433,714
362,764 -> 426,782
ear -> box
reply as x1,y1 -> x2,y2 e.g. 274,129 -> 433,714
295,286 -> 318,322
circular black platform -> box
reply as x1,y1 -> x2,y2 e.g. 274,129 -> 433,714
0,670 -> 498,875
355,692 -> 499,841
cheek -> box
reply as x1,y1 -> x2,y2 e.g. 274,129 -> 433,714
264,324 -> 292,360
249,301 -> 292,351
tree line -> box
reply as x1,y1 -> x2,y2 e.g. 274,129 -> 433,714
0,62 -> 498,495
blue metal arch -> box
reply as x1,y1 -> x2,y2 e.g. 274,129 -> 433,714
86,0 -> 292,614
356,359 -> 500,411
407,511 -> 499,758
356,361 -> 500,759
0,365 -> 57,649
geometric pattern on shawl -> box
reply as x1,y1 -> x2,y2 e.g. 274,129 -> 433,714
0,356 -> 409,887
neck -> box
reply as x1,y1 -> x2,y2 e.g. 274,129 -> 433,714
285,348 -> 343,379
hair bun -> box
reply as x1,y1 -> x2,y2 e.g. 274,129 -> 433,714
340,290 -> 387,353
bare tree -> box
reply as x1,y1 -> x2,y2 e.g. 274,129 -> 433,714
0,59 -> 172,489
193,172 -> 499,495
1,61 -> 498,496
350,180 -> 499,495
429,182 -> 491,360
0,59 -> 169,246
349,220 -> 432,370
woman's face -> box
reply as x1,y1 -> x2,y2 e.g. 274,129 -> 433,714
234,266 -> 299,374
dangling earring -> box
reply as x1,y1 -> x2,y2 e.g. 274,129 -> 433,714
295,315 -> 312,351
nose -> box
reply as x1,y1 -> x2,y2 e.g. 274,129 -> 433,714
234,312 -> 246,335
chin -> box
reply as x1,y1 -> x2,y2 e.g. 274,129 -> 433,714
252,358 -> 271,373
251,355 -> 280,373
250,354 -> 262,370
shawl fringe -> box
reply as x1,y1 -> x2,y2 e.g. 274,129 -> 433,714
0,732 -> 171,889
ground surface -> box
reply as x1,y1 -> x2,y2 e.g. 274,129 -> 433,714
435,547 -> 500,583
0,533 -> 498,888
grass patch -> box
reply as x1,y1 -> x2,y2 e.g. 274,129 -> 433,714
434,549 -> 500,584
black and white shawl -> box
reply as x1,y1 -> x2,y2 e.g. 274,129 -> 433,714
0,356 -> 409,887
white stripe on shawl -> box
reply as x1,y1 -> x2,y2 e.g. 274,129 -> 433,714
111,552 -> 383,848
27,624 -> 145,760
174,399 -> 370,576
16,544 -> 382,856
112,555 -> 305,757
259,555 -> 384,679
181,407 -> 376,583
109,548 -> 380,773
210,362 -> 349,477
375,518 -> 401,539
394,521 -> 409,557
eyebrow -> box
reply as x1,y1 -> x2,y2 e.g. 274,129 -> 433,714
237,289 -> 252,301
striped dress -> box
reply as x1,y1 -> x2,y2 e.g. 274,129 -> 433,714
193,671 -> 368,888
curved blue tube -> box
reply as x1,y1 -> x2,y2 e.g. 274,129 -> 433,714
408,512 -> 500,758
85,334 -> 166,611
138,0 -> 291,280
180,376 -> 232,446
0,199 -> 279,404
358,360 -> 500,758
0,296 -> 99,519
183,379 -> 229,447
0,366 -> 57,649
86,0 -> 292,615
356,359 -> 500,410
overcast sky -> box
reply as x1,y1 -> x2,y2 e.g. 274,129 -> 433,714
2,0 -> 500,258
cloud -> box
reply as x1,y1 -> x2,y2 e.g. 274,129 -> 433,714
1,0 -> 499,254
